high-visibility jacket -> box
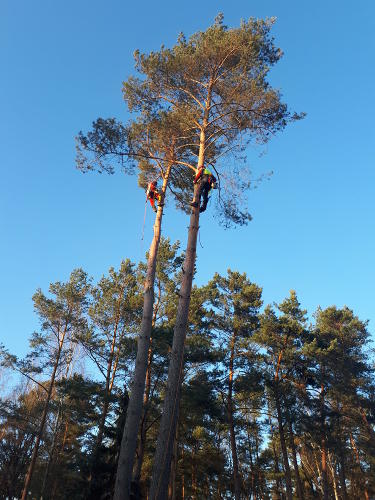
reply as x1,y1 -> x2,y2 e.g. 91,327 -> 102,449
194,167 -> 214,184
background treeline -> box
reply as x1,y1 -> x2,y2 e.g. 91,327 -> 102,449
1,238 -> 374,499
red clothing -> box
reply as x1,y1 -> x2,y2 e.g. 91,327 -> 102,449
146,182 -> 161,212
194,167 -> 214,184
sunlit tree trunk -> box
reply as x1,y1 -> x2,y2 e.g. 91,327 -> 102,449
114,163 -> 172,500
133,285 -> 161,484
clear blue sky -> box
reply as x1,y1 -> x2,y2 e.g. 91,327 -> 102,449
1,0 -> 374,357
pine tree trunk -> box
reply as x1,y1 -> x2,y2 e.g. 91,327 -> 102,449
274,386 -> 293,500
114,164 -> 171,500
168,428 -> 178,500
133,344 -> 153,484
228,333 -> 241,500
134,288 -> 160,484
287,419 -> 304,500
149,82 -> 212,499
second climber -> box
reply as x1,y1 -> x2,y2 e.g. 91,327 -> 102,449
191,166 -> 217,213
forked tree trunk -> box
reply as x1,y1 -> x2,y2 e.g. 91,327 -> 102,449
148,182 -> 201,499
21,327 -> 67,500
149,82 -> 212,500
114,163 -> 172,500
228,332 -> 241,500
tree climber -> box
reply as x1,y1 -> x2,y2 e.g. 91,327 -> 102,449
191,166 -> 217,213
146,181 -> 161,213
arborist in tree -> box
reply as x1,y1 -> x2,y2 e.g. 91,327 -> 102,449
191,166 -> 217,213
146,181 -> 162,213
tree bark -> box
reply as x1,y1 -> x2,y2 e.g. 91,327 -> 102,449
228,332 -> 241,500
133,343 -> 153,484
114,164 -> 171,500
133,285 -> 161,483
149,81 -> 212,500
168,428 -> 178,500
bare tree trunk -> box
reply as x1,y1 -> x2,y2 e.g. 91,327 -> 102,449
287,419 -> 304,500
134,285 -> 161,484
133,344 -> 153,484
228,332 -> 241,500
149,82 -> 212,500
168,428 -> 178,500
274,386 -> 293,500
114,164 -> 171,500
21,327 -> 66,500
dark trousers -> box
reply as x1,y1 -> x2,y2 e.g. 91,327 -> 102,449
199,175 -> 210,212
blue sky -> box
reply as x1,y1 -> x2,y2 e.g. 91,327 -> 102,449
1,0 -> 374,357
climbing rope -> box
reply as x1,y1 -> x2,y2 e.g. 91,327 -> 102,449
140,199 -> 148,255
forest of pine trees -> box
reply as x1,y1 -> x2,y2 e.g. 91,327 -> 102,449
1,240 -> 374,499
1,15 -> 374,500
